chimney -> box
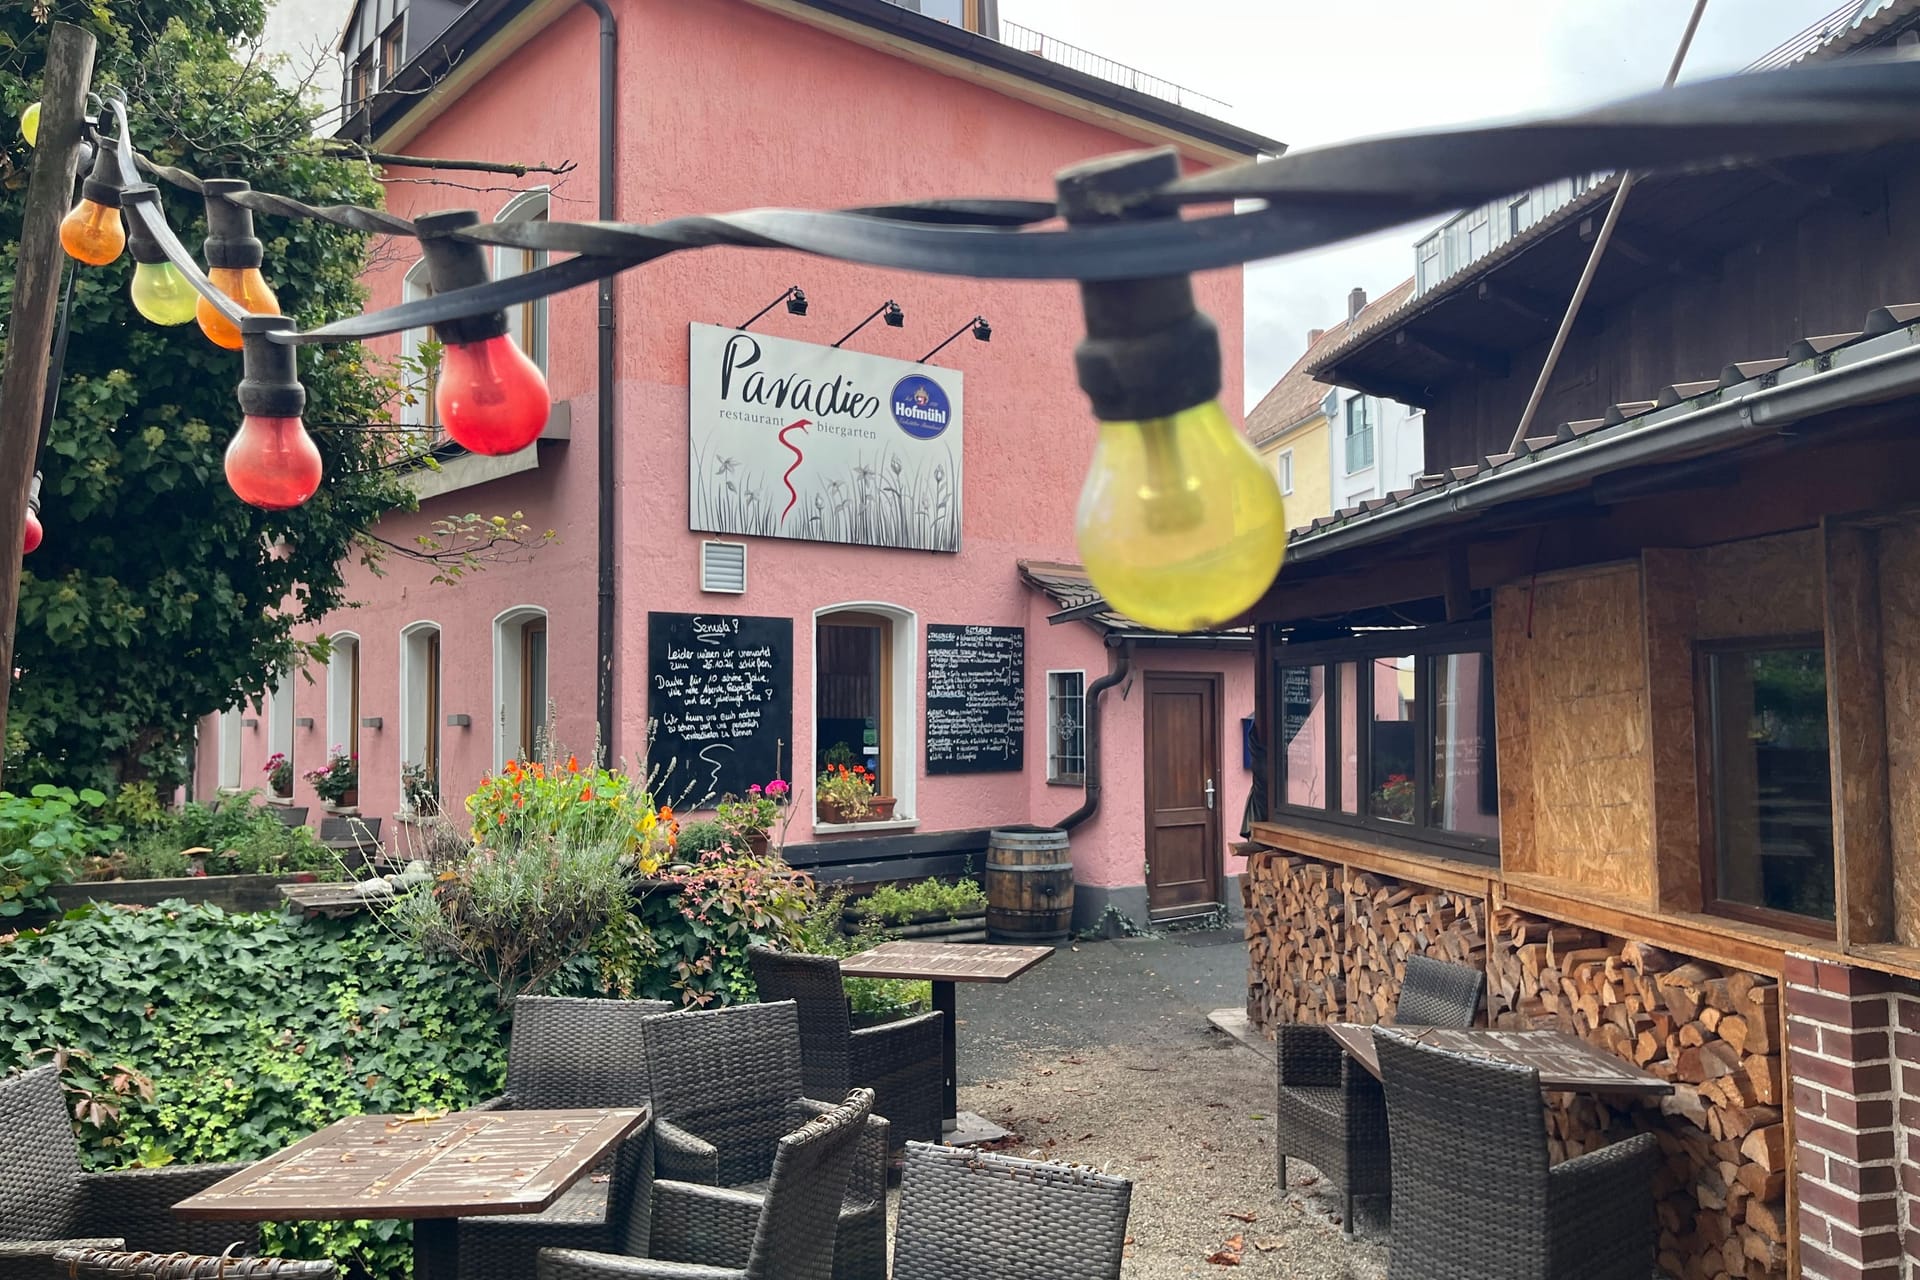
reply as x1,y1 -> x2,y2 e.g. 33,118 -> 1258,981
1347,287 -> 1367,322
1307,327 -> 1325,346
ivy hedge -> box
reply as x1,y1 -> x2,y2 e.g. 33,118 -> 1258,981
0,902 -> 508,1276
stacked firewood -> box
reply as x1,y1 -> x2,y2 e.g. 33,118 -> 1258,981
1487,911 -> 1788,1280
1241,851 -> 1347,1028
1342,872 -> 1488,1024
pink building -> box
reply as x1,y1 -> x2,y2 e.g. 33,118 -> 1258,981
196,0 -> 1277,929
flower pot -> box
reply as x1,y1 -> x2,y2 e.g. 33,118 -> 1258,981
339,786 -> 358,808
271,782 -> 293,799
748,832 -> 770,857
817,796 -> 897,825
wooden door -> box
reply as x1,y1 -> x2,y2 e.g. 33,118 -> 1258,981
1144,673 -> 1223,918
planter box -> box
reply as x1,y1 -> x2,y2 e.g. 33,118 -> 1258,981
48,872 -> 321,915
817,796 -> 898,826
844,907 -> 986,943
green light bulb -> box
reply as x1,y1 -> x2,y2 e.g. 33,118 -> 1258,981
1075,399 -> 1289,633
129,260 -> 200,326
20,101 -> 39,147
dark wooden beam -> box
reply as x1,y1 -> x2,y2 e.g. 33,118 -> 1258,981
1476,279 -> 1556,326
1396,328 -> 1511,379
1321,365 -> 1435,409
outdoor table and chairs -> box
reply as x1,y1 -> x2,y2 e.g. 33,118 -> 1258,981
836,939 -> 1052,1139
1325,1024 -> 1675,1098
171,1107 -> 649,1280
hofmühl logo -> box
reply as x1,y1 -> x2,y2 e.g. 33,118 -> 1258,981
890,375 -> 952,440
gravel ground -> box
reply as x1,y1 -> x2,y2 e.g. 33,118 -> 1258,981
907,931 -> 1389,1279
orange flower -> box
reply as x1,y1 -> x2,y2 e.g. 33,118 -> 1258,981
581,788 -> 595,801
659,805 -> 675,821
496,813 -> 506,825
567,754 -> 580,774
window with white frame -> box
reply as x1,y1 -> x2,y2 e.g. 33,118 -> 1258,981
401,623 -> 442,803
327,633 -> 360,762
1047,671 -> 1087,784
1508,192 -> 1531,237
494,189 -> 549,375
813,603 -> 918,823
1416,234 -> 1442,293
268,671 -> 294,793
1464,208 -> 1491,261
1277,449 -> 1294,496
217,708 -> 243,791
1344,396 -> 1374,474
399,259 -> 437,430
492,606 -> 549,769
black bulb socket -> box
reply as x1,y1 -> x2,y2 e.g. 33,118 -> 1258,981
202,179 -> 264,270
1056,147 -> 1221,422
78,145 -> 124,209
415,209 -> 510,346
122,186 -> 168,265
237,317 -> 306,420
27,473 -> 42,518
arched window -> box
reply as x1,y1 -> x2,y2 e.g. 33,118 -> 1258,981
401,621 -> 443,803
327,633 -> 361,761
217,708 -> 243,792
494,188 -> 549,374
399,258 -> 437,428
492,606 -> 549,769
813,602 -> 918,826
268,670 -> 295,790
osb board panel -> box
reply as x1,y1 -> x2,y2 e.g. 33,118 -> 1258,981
1642,549 -> 1702,913
1876,521 -> 1920,948
1690,528 -> 1821,640
1497,563 -> 1656,901
1492,584 -> 1535,878
1823,522 -> 1894,947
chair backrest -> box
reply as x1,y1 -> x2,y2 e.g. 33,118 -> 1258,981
743,1088 -> 874,1280
317,816 -> 381,844
506,996 -> 673,1109
746,947 -> 853,1097
1394,955 -> 1483,1028
55,1249 -> 335,1280
1374,1030 -> 1551,1274
271,807 -> 309,827
892,1142 -> 1133,1280
642,1001 -> 805,1183
0,1065 -> 85,1242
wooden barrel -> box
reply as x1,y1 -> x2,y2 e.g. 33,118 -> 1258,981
985,826 -> 1074,943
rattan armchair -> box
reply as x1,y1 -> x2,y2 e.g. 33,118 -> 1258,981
51,1249 -> 335,1280
1374,1030 -> 1657,1280
746,947 -> 943,1145
453,996 -> 672,1280
891,1142 -> 1133,1280
640,1002 -> 888,1280
1273,954 -> 1483,1232
535,1088 -> 875,1280
0,1065 -> 256,1275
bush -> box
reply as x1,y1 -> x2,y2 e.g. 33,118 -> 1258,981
848,876 -> 986,925
0,902 -> 506,1278
789,888 -> 930,1018
0,785 -> 120,915
626,851 -> 816,1007
95,794 -> 337,881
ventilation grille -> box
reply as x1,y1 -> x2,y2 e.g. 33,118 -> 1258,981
700,540 -> 747,593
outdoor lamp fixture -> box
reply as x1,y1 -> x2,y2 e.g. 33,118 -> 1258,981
226,316 -> 323,511
1062,150 -> 1287,634
832,299 -> 904,348
23,474 -> 43,556
737,285 -> 808,329
197,180 -> 281,351
918,315 -> 992,364
59,145 -> 126,267
415,209 -> 551,456
124,188 -> 199,327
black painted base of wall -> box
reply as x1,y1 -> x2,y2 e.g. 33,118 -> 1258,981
1071,874 -> 1243,937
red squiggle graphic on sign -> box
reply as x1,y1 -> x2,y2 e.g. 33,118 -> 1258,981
778,420 -> 810,523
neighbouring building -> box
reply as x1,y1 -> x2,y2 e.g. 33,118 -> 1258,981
1243,4 -> 1920,1278
196,0 -> 1279,930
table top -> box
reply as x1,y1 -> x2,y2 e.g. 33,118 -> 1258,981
173,1107 -> 648,1222
839,940 -> 1053,983
1326,1024 -> 1673,1097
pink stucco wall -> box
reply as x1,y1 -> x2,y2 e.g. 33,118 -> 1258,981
197,0 -> 1254,912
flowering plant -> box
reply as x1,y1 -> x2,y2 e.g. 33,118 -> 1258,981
402,761 -> 439,815
816,763 -> 877,819
303,748 -> 357,805
467,754 -> 676,874
1371,772 -> 1415,823
717,780 -> 785,835
262,752 -> 293,796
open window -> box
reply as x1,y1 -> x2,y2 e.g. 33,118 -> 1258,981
401,622 -> 442,803
327,633 -> 360,761
813,604 -> 917,823
493,606 -> 549,768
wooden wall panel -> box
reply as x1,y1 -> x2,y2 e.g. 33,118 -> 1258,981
1876,521 -> 1920,948
1823,521 -> 1894,947
1643,549 -> 1703,912
1691,529 -> 1822,640
1493,584 -> 1536,875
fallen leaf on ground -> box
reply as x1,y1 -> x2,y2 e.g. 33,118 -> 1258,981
1253,1238 -> 1283,1253
1223,1211 -> 1257,1223
1206,1234 -> 1245,1266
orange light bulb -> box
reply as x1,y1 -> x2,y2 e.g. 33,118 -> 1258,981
197,268 -> 280,351
60,199 -> 126,266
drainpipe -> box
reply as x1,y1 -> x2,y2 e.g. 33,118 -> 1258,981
1057,638 -> 1131,832
577,0 -> 618,764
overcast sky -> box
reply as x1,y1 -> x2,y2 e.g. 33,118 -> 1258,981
998,0 -> 1860,404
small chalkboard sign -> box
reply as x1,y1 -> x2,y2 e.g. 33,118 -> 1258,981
925,624 -> 1025,774
648,612 -> 792,805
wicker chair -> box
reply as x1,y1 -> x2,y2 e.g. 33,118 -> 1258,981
1273,954 -> 1484,1232
746,947 -> 943,1145
452,996 -> 672,1280
640,1002 -> 887,1280
891,1142 -> 1133,1280
51,1249 -> 335,1280
536,1088 -> 875,1280
1374,1030 -> 1657,1280
0,1065 -> 257,1275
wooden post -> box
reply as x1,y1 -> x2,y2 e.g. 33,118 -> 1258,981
0,22 -> 96,788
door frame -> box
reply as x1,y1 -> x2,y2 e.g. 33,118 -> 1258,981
1142,669 -> 1226,918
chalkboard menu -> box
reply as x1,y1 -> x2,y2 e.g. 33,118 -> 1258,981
925,624 -> 1025,774
1280,667 -> 1315,747
647,612 -> 792,804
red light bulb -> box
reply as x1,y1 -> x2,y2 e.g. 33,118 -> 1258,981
23,509 -> 43,555
226,415 -> 323,510
436,334 -> 549,455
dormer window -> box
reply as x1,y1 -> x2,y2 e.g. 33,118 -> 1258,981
349,54 -> 372,109
379,19 -> 406,89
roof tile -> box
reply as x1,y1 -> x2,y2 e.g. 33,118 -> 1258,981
1603,401 -> 1659,426
1720,357 -> 1789,387
1658,380 -> 1719,407
1786,332 -> 1863,362
1865,303 -> 1920,336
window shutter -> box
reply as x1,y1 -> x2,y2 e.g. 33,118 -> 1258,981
700,541 -> 746,593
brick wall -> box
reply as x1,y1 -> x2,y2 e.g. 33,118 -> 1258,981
1784,954 -> 1920,1279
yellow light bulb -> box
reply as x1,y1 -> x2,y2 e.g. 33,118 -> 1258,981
1075,399 -> 1289,632
60,198 -> 126,266
20,101 -> 39,146
130,260 -> 201,326
197,267 -> 280,350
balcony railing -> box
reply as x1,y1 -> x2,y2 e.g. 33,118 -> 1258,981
996,19 -> 1233,116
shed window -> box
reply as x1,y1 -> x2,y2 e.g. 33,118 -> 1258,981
1701,641 -> 1835,928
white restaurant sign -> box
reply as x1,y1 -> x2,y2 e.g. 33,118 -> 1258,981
687,322 -> 965,553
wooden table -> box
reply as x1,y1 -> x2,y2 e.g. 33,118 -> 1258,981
839,940 -> 1052,1136
1326,1025 -> 1674,1097
173,1107 -> 648,1280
